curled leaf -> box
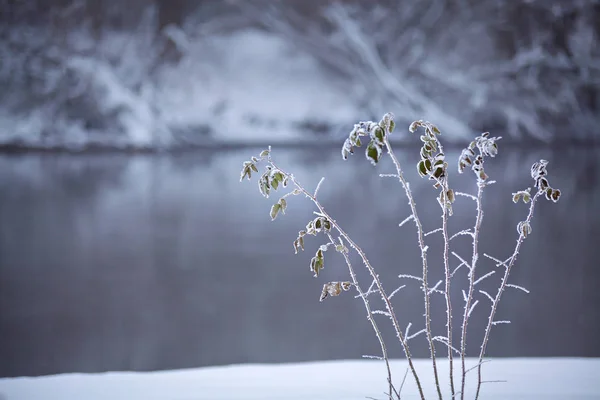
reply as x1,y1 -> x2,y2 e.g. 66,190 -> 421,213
270,203 -> 281,221
320,281 -> 353,302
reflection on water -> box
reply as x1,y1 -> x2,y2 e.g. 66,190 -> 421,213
0,146 -> 598,377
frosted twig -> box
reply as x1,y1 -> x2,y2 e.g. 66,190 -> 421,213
462,290 -> 468,303
380,173 -> 399,178
372,310 -> 392,317
450,229 -> 474,241
492,320 -> 511,325
404,322 -> 412,338
455,191 -> 477,201
389,285 -> 406,299
483,253 -> 511,269
362,355 -> 384,360
398,274 -> 423,282
474,271 -> 496,286
398,214 -> 414,228
428,280 -> 443,295
506,284 -> 530,294
424,228 -> 443,237
355,288 -> 380,299
314,177 -> 325,198
481,380 -> 507,384
407,329 -> 427,341
432,336 -> 461,356
479,290 -> 494,303
467,300 -> 479,318
451,261 -> 467,278
465,360 -> 491,374
452,252 -> 472,272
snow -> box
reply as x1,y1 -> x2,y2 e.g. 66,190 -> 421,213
0,358 -> 598,400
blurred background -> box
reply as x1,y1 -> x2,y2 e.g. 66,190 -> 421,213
0,0 -> 599,378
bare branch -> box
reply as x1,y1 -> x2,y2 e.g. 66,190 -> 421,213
466,360 -> 491,374
389,285 -> 406,299
455,191 -> 477,201
452,252 -> 473,272
372,310 -> 392,317
407,329 -> 427,341
432,336 -> 461,356
428,280 -> 443,295
314,177 -> 325,198
398,214 -> 415,228
362,355 -> 384,360
479,290 -> 494,303
398,274 -> 423,282
450,229 -> 474,241
506,284 -> 530,294
425,228 -> 443,237
467,300 -> 479,318
474,271 -> 496,286
483,253 -> 511,269
451,261 -> 467,278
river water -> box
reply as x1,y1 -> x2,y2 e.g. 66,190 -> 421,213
0,145 -> 598,377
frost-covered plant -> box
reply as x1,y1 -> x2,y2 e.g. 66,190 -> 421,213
239,113 -> 561,400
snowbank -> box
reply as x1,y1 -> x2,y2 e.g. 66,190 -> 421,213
1,358 -> 598,400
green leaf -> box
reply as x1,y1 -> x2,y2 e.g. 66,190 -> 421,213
279,198 -> 287,213
374,126 -> 385,143
250,164 -> 258,173
260,149 -> 270,157
315,218 -> 322,230
417,160 -> 427,177
432,125 -> 441,134
389,120 -> 395,133
366,141 -> 381,165
424,159 -> 432,173
512,193 -> 521,203
270,203 -> 281,220
271,178 -> 279,190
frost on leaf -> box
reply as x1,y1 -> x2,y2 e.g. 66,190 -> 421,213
310,248 -> 326,277
320,281 -> 352,302
365,140 -> 382,165
270,197 -> 287,221
512,188 -> 532,203
517,221 -> 532,237
530,160 -> 561,203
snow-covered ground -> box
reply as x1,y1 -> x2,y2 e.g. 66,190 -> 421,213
1,358 -> 598,400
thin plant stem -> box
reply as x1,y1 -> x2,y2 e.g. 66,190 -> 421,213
460,181 -> 485,400
475,191 -> 541,399
441,192 -> 455,398
324,231 -> 395,399
270,160 -> 425,400
383,136 -> 443,400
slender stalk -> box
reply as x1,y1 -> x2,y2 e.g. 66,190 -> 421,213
325,232 -> 394,400
460,182 -> 485,400
271,160 -> 426,400
441,195 -> 455,398
384,137 -> 443,400
475,191 -> 541,399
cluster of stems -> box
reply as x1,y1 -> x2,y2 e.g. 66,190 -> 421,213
240,113 -> 559,399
